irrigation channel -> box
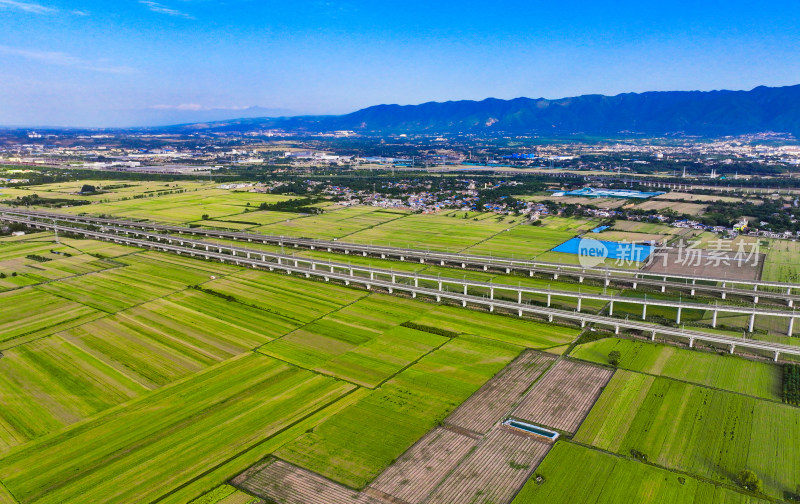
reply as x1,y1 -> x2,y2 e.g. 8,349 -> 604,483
4,213 -> 800,362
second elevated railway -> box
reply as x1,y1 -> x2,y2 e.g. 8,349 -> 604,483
3,208 -> 797,306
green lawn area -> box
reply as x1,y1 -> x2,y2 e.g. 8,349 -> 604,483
513,441 -> 767,504
275,335 -> 522,488
570,338 -> 783,401
575,370 -> 800,500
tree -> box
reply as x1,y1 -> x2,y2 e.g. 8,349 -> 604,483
80,184 -> 97,194
201,214 -> 209,220
737,470 -> 762,493
608,350 -> 621,367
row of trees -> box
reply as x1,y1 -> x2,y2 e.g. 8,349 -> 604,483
783,364 -> 800,405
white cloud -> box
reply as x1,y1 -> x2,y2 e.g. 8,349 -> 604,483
138,1 -> 194,19
0,0 -> 55,14
0,45 -> 135,74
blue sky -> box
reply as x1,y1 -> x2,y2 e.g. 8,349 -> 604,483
1,0 -> 799,127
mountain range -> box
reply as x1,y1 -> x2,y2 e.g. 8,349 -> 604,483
170,84 -> 800,137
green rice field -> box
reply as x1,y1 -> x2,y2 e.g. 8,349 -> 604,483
570,338 -> 783,400
513,441 -> 767,504
575,370 -> 800,499
2,197 -> 799,504
275,335 -> 522,488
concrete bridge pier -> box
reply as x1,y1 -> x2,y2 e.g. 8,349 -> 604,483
483,265 -> 488,271
712,310 -> 718,328
632,282 -> 637,289
554,273 -> 559,280
775,351 -> 781,362
581,319 -> 586,328
489,287 -> 494,299
748,313 -> 756,333
661,285 -> 666,293
721,291 -> 726,300
730,344 -> 736,354
676,307 -> 682,325
518,309 -> 523,317
490,305 -> 494,313
518,290 -> 522,303
548,314 -> 554,322
547,294 -> 552,307
642,304 -> 647,320
412,292 -> 417,298
789,317 -> 795,337
381,253 -> 385,258
461,263 -> 466,269
463,300 -> 467,307
529,270 -> 534,277
690,289 -> 695,296
651,331 -> 656,341
689,338 -> 694,348
615,325 -> 620,334
608,300 -> 614,316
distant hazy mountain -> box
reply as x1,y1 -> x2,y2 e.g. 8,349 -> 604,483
169,85 -> 800,137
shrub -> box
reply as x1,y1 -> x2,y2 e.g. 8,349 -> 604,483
608,350 -> 621,367
400,321 -> 459,338
737,469 -> 762,493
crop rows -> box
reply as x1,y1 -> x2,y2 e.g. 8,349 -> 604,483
425,428 -> 552,504
575,370 -> 800,499
571,337 -> 783,400
0,288 -> 102,350
0,354 -> 354,504
445,351 -> 557,434
513,359 -> 614,434
512,441 -> 767,504
260,294 -> 449,387
235,458 -> 382,504
274,335 -> 522,489
368,427 -> 478,504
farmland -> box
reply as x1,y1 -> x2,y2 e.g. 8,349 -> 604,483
575,370 -> 800,499
512,441 -> 768,504
0,227 -> 587,503
274,335 -> 523,488
0,354 -> 354,504
512,359 -> 614,434
2,188 -> 800,504
571,338 -> 783,400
